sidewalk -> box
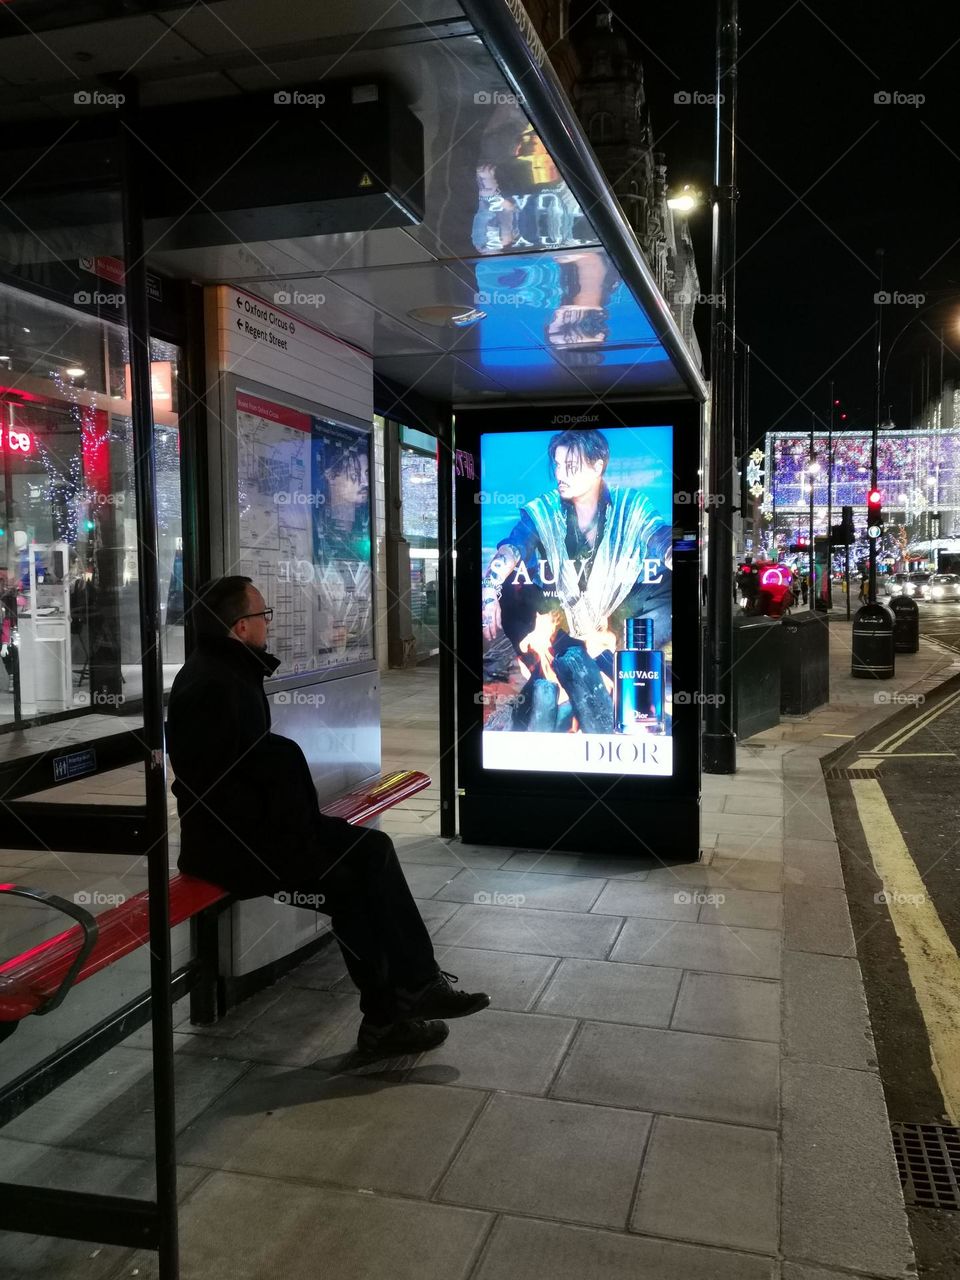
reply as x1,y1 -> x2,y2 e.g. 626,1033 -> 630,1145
2,626 -> 956,1279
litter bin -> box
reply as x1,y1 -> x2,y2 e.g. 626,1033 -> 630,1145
851,602 -> 895,679
780,611 -> 830,715
888,595 -> 920,654
732,614 -> 781,739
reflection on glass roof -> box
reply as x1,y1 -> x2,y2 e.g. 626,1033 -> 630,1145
470,249 -> 668,376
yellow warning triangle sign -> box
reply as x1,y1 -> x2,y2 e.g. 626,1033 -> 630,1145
358,172 -> 373,189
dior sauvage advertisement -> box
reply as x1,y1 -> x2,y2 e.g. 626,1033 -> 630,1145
479,425 -> 674,777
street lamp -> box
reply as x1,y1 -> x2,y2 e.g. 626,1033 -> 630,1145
666,184 -> 704,212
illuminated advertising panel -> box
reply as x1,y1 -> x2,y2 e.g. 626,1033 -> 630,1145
479,423 -> 673,777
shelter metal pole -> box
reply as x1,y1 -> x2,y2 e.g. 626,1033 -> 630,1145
437,413 -> 456,839
119,114 -> 179,1280
703,0 -> 739,774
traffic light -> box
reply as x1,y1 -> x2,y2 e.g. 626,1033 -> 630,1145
867,489 -> 883,539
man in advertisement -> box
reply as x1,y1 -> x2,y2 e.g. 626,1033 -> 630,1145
480,427 -> 672,763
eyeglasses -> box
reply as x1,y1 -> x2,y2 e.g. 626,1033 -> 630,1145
233,608 -> 273,624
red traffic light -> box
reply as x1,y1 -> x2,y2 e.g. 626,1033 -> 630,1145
867,489 -> 882,506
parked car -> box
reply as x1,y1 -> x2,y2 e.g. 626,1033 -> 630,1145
928,573 -> 960,602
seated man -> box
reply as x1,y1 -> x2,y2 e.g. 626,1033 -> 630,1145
166,576 -> 489,1056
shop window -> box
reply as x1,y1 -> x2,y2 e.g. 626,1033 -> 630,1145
0,284 -> 184,728
400,425 -> 439,659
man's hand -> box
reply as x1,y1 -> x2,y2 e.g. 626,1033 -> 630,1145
482,591 -> 501,642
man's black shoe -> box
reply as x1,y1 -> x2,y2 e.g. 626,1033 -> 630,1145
356,1017 -> 449,1057
398,971 -> 491,1021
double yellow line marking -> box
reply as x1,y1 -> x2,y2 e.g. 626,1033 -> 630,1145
850,686 -> 960,1122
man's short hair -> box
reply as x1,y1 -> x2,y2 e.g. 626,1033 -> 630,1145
547,428 -> 610,477
191,576 -> 253,638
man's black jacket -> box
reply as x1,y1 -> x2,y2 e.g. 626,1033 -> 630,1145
166,635 -> 321,895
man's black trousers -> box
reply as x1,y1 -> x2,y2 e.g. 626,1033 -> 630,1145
279,817 -> 439,1024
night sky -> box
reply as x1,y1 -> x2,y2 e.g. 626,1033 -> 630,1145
571,0 -> 960,448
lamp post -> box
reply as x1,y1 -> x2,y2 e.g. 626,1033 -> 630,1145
703,0 -> 739,775
806,450 -> 819,608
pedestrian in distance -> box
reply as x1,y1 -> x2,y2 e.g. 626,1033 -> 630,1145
166,576 -> 490,1058
800,574 -> 809,606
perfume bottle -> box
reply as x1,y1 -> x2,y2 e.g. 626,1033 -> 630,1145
615,617 -> 664,734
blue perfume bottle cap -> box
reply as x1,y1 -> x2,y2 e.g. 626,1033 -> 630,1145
625,616 -> 653,650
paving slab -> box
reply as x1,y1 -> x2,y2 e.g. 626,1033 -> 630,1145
431,903 -> 623,959
784,884 -> 856,956
413,945 -> 558,1011
534,958 -> 682,1027
631,1114 -> 778,1253
178,1068 -> 484,1195
551,1021 -> 779,1127
783,951 -> 877,1070
697,887 -> 782,929
474,1215 -> 776,1280
671,971 -> 780,1042
175,987 -> 361,1067
438,1093 -> 651,1228
589,880 -> 704,920
0,1141 -> 207,1280
783,837 -> 846,888
647,858 -> 783,892
129,1171 -> 491,1280
610,917 -> 781,979
408,1008 -> 577,1095
435,868 -> 607,912
1,1045 -> 247,1159
781,1060 -> 916,1277
498,851 -> 651,879
401,862 -> 461,898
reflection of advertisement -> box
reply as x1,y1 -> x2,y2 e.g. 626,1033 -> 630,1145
475,250 -> 664,374
236,390 -> 373,675
472,105 -> 594,254
480,425 -> 673,776
311,423 -> 373,669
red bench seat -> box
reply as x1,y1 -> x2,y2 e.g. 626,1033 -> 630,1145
0,769 -> 430,1025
